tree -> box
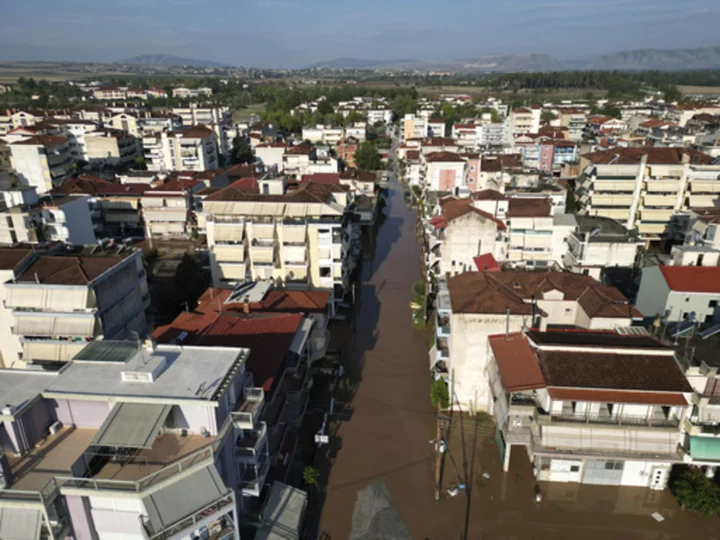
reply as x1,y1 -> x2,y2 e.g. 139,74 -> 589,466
302,465 -> 320,487
232,138 -> 254,164
392,94 -> 417,118
354,141 -> 381,170
671,467 -> 720,516
565,188 -> 578,213
317,99 -> 334,116
133,157 -> 147,170
430,379 -> 449,409
541,111 -> 558,123
664,85 -> 683,103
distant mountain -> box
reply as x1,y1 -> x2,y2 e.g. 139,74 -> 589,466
119,54 -> 228,67
307,57 -> 416,69
586,46 -> 720,71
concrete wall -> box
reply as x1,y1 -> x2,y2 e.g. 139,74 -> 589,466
11,145 -> 51,193
65,495 -> 97,540
450,313 -> 528,412
441,213 -> 498,275
62,196 -> 97,245
635,266 -> 671,319
54,399 -> 113,428
0,268 -> 22,368
667,290 -> 720,324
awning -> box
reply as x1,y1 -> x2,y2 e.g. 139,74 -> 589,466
289,318 -> 314,355
256,481 -> 307,540
689,436 -> 720,461
0,508 -> 43,540
92,402 -> 171,449
142,465 -> 230,533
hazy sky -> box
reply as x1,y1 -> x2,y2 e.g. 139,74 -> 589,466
1,0 -> 719,67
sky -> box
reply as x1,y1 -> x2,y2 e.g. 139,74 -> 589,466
1,0 -> 720,68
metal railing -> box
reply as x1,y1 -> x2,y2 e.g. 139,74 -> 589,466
141,493 -> 235,540
550,412 -> 680,428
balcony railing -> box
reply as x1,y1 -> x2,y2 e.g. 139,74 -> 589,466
549,412 -> 680,428
141,494 -> 235,540
232,388 -> 265,430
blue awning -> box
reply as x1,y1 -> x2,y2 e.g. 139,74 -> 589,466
690,436 -> 720,461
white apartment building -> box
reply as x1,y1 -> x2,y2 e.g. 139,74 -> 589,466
490,329 -> 690,489
0,246 -> 149,368
0,192 -> 96,246
563,215 -> 642,279
576,148 -> 719,243
432,271 -> 641,413
0,340 -> 251,539
477,123 -> 509,147
172,104 -> 232,156
9,135 -> 74,194
85,129 -> 139,167
255,142 -> 286,171
143,126 -> 219,172
0,246 -> 39,368
142,175 -> 206,238
172,86 -> 214,98
302,125 -> 344,145
203,179 -> 354,306
45,118 -> 98,162
422,151 -> 467,193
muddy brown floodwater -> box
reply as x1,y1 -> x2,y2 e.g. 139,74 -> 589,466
311,165 -> 720,539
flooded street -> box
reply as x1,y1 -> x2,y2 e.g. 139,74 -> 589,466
310,164 -> 720,539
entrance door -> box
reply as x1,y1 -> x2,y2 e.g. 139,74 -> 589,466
650,467 -> 667,490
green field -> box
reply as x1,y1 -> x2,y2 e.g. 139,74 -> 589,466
678,85 -> 720,96
232,102 -> 265,122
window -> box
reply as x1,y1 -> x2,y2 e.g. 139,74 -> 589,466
564,308 -> 572,314
320,267 -> 331,277
685,297 -> 690,303
710,300 -> 718,309
570,465 -> 580,472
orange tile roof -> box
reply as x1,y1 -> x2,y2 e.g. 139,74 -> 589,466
547,387 -> 687,406
659,265 -> 720,293
490,333 -> 545,392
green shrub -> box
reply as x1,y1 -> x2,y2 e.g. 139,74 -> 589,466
671,467 -> 720,516
430,378 -> 449,409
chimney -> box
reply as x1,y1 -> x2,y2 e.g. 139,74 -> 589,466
243,294 -> 250,315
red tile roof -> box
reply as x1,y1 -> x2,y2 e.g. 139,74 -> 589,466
506,197 -> 552,218
425,151 -> 464,163
153,311 -> 302,392
434,198 -> 506,230
0,248 -> 33,271
15,255 -> 129,285
473,253 -> 500,272
659,265 -> 720,293
226,163 -> 259,180
302,173 -> 340,185
582,147 -> 713,165
205,177 -> 347,203
489,333 -> 545,392
12,135 -> 66,147
196,287 -> 330,314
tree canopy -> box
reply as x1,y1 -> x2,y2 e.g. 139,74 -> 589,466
354,141 -> 381,170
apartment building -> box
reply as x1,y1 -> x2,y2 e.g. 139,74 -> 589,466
425,197 -> 505,281
139,111 -> 183,135
557,109 -> 587,141
477,122 -> 509,148
254,142 -> 286,171
563,215 -> 642,279
668,208 -> 720,266
490,329 -> 690,489
433,271 -> 641,412
9,135 -> 74,194
108,111 -> 141,137
142,174 -> 208,238
93,86 -> 126,100
171,105 -> 232,156
55,175 -> 146,238
44,118 -> 99,162
508,107 -> 539,135
0,340 -> 249,539
0,191 -> 96,246
0,247 -> 38,367
143,126 -> 219,172
281,143 -> 338,179
575,147 -> 718,243
401,114 -> 429,142
422,151 -> 467,193
302,125 -> 343,145
85,128 -> 140,167
172,86 -> 214,98
0,246 -> 149,368
204,178 -> 353,307
636,265 -> 720,324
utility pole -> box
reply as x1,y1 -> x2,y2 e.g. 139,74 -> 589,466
434,400 -> 442,501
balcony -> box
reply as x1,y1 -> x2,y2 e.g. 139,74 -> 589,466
251,223 -> 275,240
213,243 -> 245,263
643,194 -> 676,207
141,495 -> 235,540
241,458 -> 269,498
232,388 -> 265,430
544,412 -> 680,429
235,422 -> 268,463
283,225 -> 306,244
436,337 -> 449,360
436,314 -> 450,337
283,245 -> 307,264
250,245 -> 275,264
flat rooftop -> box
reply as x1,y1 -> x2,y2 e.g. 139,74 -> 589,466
0,369 -> 58,416
574,215 -> 637,242
44,343 -> 247,402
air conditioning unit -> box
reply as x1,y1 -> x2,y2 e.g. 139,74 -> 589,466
49,421 -> 62,436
